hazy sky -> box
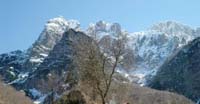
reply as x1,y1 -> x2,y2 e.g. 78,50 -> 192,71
1,0 -> 200,53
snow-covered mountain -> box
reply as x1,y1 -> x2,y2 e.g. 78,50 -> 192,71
0,17 -> 199,103
23,29 -> 91,103
87,21 -> 125,41
86,20 -> 199,86
24,17 -> 80,71
0,17 -> 81,88
127,21 -> 198,85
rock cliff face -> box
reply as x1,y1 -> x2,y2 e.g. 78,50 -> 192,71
24,17 -> 80,71
149,37 -> 200,101
24,29 -> 91,93
0,50 -> 27,83
0,17 -> 81,85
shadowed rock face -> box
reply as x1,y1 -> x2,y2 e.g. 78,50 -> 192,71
0,50 -> 27,83
0,17 -> 81,85
24,17 -> 80,72
23,29 -> 91,94
149,37 -> 200,101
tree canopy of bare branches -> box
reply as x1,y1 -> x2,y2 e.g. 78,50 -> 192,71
73,32 -> 127,104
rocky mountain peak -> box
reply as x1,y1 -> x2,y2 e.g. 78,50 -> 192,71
45,16 -> 80,33
33,17 -> 80,53
88,20 -> 121,32
150,21 -> 195,36
87,21 -> 123,41
25,17 -> 80,70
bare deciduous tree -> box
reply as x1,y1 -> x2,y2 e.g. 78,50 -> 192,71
73,33 -> 127,104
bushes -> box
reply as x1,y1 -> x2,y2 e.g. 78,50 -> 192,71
56,90 -> 86,104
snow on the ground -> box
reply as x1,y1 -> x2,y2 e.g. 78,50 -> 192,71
8,72 -> 29,84
39,53 -> 48,57
18,72 -> 29,78
29,88 -> 42,98
9,66 -> 14,69
117,65 -> 157,86
196,99 -> 200,104
131,68 -> 157,86
33,95 -> 47,104
30,58 -> 44,63
29,88 -> 47,104
116,69 -> 130,78
7,70 -> 16,76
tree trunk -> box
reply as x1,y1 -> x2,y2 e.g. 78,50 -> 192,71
100,96 -> 106,104
102,99 -> 106,104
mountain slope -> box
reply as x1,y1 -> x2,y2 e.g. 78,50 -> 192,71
56,82 -> 194,104
86,20 -> 198,85
24,17 -> 80,71
21,29 -> 92,103
149,37 -> 200,102
0,80 -> 33,104
0,50 -> 27,83
107,83 -> 194,104
0,17 -> 81,85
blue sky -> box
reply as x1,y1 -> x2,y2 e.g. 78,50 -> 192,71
0,0 -> 200,53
